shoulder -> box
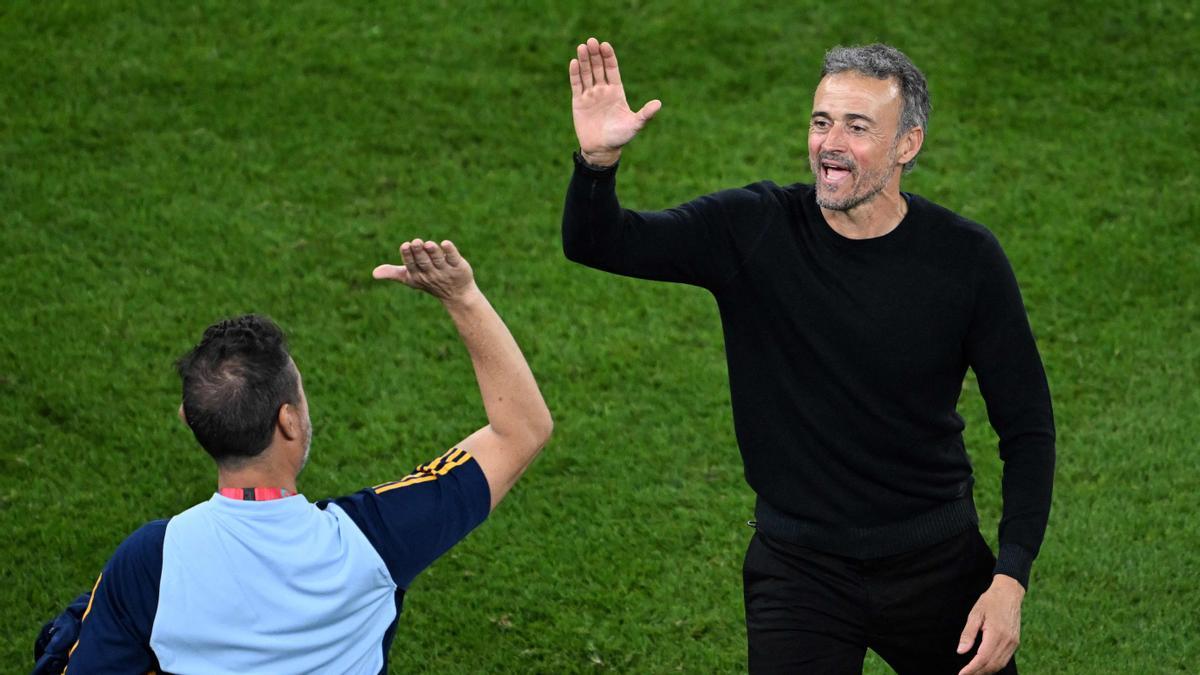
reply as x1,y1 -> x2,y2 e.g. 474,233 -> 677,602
780,181 -> 816,202
110,519 -> 169,571
693,181 -> 808,237
906,193 -> 1009,260
323,450 -> 489,528
691,180 -> 795,213
101,519 -> 168,609
734,179 -> 806,211
319,450 -> 491,587
96,520 -> 169,623
759,181 -> 818,224
908,194 -> 997,240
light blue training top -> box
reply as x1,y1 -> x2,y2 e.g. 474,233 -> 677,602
63,448 -> 489,674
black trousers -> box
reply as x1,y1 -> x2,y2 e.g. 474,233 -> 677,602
743,527 -> 1017,675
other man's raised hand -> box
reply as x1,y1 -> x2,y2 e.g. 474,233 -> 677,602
569,37 -> 661,167
373,239 -> 476,302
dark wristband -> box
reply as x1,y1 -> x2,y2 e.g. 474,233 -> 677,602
574,150 -> 620,174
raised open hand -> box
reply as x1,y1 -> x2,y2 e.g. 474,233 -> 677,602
569,37 -> 661,167
372,239 -> 476,302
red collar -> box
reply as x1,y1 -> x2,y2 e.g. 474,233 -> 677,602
219,487 -> 293,501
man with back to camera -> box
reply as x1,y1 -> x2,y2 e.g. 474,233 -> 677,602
562,38 -> 1054,674
36,238 -> 552,673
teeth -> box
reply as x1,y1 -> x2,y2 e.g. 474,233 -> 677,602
823,166 -> 851,183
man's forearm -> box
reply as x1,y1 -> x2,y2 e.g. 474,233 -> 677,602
994,438 -> 1055,588
562,152 -> 625,269
441,284 -> 551,448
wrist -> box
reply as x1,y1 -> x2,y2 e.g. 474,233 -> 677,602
992,574 -> 1027,599
440,282 -> 485,311
993,542 -> 1035,589
580,147 -> 621,168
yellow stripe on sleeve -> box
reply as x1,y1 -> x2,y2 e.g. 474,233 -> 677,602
373,448 -> 473,494
63,572 -> 103,672
374,474 -> 439,494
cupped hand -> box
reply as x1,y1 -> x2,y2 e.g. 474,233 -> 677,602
373,239 -> 475,301
957,575 -> 1025,675
569,37 -> 661,166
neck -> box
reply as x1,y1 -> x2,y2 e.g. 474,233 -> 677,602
821,185 -> 908,240
217,459 -> 298,494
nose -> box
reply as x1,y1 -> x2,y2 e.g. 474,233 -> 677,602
821,122 -> 848,153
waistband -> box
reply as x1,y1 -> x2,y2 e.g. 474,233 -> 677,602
753,494 -> 979,560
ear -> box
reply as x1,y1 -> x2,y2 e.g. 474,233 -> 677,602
897,125 -> 924,167
178,403 -> 188,425
277,403 -> 301,441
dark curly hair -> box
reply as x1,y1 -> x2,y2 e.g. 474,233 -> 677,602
176,314 -> 300,466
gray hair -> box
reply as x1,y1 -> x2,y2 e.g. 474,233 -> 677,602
821,44 -> 930,172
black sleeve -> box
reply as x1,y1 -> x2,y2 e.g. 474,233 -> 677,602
964,233 -> 1056,588
562,152 -> 770,292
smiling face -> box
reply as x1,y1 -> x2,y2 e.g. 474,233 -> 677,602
808,72 -> 920,212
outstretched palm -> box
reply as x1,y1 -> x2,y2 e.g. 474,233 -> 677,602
569,37 -> 661,165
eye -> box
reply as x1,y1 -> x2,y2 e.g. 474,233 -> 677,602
850,124 -> 867,134
811,119 -> 830,130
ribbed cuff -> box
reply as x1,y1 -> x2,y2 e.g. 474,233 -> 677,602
993,543 -> 1035,589
573,150 -> 619,176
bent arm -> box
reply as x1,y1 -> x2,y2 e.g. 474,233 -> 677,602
562,153 -> 766,289
443,285 -> 552,509
374,240 -> 551,511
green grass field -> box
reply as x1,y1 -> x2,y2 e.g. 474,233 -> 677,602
2,1 -> 1197,671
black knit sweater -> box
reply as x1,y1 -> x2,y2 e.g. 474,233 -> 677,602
562,154 -> 1055,588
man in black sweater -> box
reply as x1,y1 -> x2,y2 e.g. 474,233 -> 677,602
563,38 -> 1054,675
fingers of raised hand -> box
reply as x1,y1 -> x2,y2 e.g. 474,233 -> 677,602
371,263 -> 408,282
576,37 -> 619,91
377,239 -> 467,294
423,240 -> 446,268
586,37 -> 605,85
400,241 -> 417,269
636,99 -> 662,123
441,240 -> 462,266
576,42 -> 594,88
600,41 -> 621,85
409,239 -> 435,271
569,58 -> 583,94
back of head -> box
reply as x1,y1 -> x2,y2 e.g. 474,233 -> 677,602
821,43 -> 931,172
176,314 -> 298,466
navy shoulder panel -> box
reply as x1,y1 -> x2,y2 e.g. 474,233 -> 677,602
62,519 -> 167,672
323,449 -> 490,588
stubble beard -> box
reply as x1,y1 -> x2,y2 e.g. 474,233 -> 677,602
811,144 -> 899,212
299,415 -> 313,473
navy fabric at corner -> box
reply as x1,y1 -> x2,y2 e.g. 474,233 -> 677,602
51,450 -> 489,674
32,591 -> 92,674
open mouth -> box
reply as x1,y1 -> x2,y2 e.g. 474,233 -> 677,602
821,161 -> 853,184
